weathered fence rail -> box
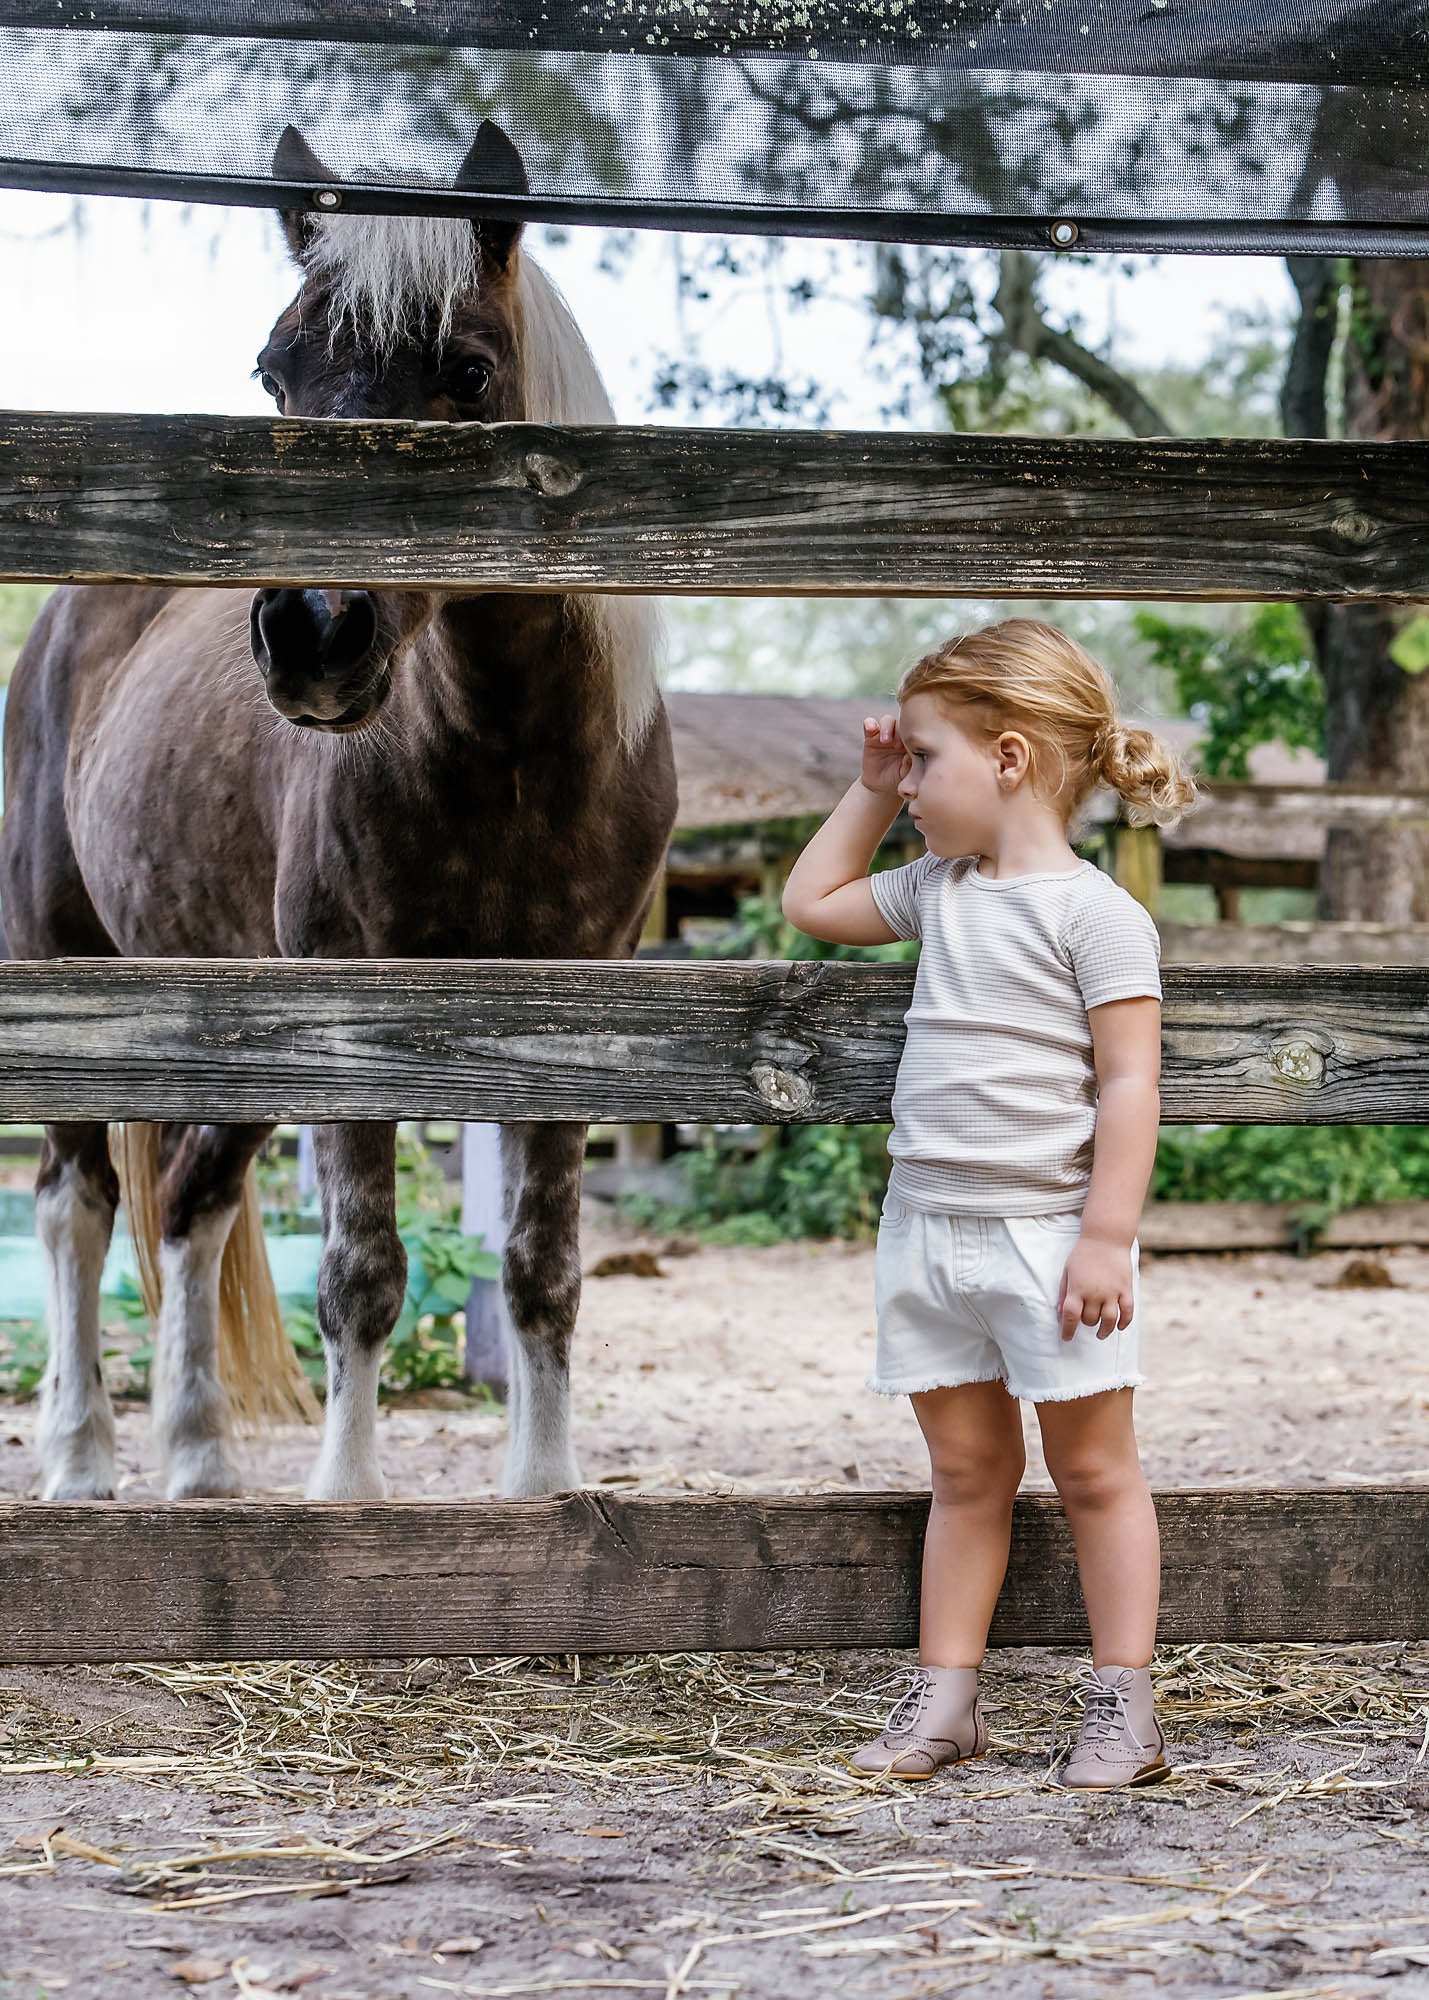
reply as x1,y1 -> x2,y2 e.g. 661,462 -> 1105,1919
2,417 -> 1427,598
3,1491 -> 1424,1663
0,957 -> 1422,1124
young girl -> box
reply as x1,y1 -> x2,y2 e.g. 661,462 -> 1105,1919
782,618 -> 1197,1790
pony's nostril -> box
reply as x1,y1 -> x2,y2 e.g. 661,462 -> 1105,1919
319,594 -> 379,674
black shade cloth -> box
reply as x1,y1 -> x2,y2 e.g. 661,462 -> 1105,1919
0,2 -> 1426,251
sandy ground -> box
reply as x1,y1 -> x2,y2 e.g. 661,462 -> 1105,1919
4,1200 -> 1427,1500
4,1210 -> 1429,1998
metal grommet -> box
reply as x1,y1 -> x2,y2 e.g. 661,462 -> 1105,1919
312,187 -> 342,210
1049,220 -> 1079,248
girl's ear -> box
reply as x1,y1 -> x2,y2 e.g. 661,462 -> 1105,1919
996,730 -> 1031,784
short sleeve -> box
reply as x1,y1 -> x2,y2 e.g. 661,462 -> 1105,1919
869,852 -> 937,942
1063,885 -> 1162,1009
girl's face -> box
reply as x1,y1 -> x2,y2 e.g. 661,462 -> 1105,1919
896,692 -> 1012,856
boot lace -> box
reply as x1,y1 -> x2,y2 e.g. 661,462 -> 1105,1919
1050,1666 -> 1152,1770
862,1664 -> 931,1735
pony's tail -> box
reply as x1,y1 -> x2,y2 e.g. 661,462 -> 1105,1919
118,1124 -> 319,1430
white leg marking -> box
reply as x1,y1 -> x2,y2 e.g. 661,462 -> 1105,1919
35,1171 -> 117,1501
307,1341 -> 387,1501
501,1331 -> 580,1499
152,1209 -> 242,1500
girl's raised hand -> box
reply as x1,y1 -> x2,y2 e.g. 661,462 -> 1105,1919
861,713 -> 910,798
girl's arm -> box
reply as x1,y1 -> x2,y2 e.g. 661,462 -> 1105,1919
781,716 -> 908,946
1081,996 -> 1162,1251
1057,995 -> 1162,1339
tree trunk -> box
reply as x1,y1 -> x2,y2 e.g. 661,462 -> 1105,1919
1318,261 -> 1429,922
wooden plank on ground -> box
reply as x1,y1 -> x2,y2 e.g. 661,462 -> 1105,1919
1138,1198 -> 1429,1252
0,957 -> 1425,1124
2,417 -> 1427,599
0,955 -> 1416,1123
2,1490 -> 1425,1662
1159,922 -> 1429,966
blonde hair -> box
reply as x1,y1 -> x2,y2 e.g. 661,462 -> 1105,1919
897,618 -> 1199,830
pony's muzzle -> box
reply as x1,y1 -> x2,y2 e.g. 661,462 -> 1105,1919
249,588 -> 383,725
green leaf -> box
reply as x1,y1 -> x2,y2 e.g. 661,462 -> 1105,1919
1389,614 -> 1429,675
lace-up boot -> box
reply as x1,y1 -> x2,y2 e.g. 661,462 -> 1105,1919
849,1665 -> 987,1778
1059,1664 -> 1168,1789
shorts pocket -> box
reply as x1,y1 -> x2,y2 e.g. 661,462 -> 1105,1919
878,1198 -> 914,1234
1021,1212 -> 1083,1232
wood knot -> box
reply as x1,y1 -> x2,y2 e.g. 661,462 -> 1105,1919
1271,1040 -> 1325,1086
751,1064 -> 814,1115
523,451 -> 582,499
1330,509 -> 1376,545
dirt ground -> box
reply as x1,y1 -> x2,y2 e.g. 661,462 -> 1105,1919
4,1208 -> 1429,1999
5,1199 -> 1427,1501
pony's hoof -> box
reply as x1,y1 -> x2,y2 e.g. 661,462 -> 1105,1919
166,1443 -> 243,1500
499,1449 -> 582,1500
41,1463 -> 117,1502
306,1458 -> 388,1502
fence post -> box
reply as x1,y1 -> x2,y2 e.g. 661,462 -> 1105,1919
461,1121 -> 509,1398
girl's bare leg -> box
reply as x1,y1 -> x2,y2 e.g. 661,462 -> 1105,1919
910,1380 -> 1026,1668
1036,1388 -> 1159,1668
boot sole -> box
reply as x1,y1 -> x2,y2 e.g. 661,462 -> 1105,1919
847,1747 -> 987,1781
1058,1753 -> 1171,1791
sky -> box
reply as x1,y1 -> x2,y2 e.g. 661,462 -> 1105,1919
0,189 -> 1296,426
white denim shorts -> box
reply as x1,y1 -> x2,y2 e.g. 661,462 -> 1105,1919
870,1199 -> 1144,1404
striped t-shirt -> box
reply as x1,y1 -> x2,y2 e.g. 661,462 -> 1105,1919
869,853 -> 1162,1215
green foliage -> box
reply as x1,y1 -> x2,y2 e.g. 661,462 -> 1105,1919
1153,1123 -> 1429,1220
285,1218 -> 500,1397
1389,613 -> 1429,676
699,888 -> 919,967
1133,604 -> 1323,779
624,1123 -> 894,1245
0,583 -> 49,684
0,1320 -> 47,1399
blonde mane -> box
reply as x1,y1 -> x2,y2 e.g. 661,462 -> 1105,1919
307,213 -> 661,752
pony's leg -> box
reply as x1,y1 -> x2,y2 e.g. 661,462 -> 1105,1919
34,1124 -> 120,1501
499,1122 -> 586,1499
152,1122 -> 271,1500
307,1122 -> 405,1502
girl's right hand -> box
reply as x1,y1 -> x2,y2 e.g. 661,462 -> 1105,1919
861,713 -> 911,798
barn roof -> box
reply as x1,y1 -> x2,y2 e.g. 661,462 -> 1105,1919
666,690 -> 1328,860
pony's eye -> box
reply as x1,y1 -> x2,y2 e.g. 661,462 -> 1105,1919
461,361 -> 491,399
259,372 -> 283,403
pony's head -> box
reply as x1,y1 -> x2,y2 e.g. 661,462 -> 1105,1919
250,122 -> 634,732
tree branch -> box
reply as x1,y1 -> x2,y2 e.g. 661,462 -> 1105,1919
992,250 -> 1175,438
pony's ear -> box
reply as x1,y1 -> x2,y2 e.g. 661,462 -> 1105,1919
456,119 -> 529,271
271,123 -> 338,259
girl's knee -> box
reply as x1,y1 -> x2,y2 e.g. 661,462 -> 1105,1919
929,1444 -> 1025,1510
1046,1445 -> 1145,1512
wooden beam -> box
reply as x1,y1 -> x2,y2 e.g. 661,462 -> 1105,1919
0,957 -> 1424,1124
1139,1198 -> 1429,1252
3,1490 -> 1425,1662
2,417 -> 1428,599
1159,921 -> 1429,965
1163,851 -> 1320,893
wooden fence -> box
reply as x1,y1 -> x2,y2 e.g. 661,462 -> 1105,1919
2,414 -> 1428,1658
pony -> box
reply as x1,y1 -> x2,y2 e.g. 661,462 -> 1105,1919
1,120 -> 678,1503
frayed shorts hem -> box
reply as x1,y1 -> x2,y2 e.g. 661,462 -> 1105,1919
864,1369 -> 1005,1399
865,1370 -> 1146,1404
